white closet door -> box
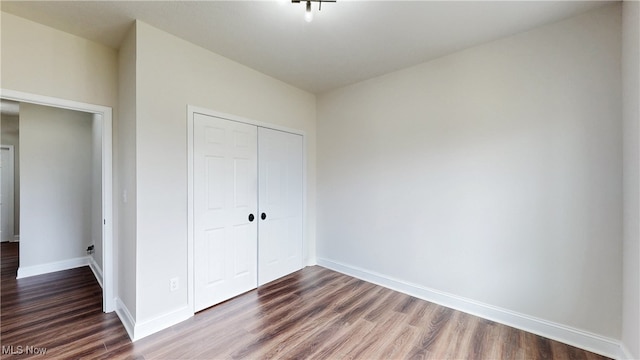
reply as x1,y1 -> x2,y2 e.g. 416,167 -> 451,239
258,128 -> 303,286
194,114 -> 258,312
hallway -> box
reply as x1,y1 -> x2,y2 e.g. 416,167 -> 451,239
0,242 -> 130,358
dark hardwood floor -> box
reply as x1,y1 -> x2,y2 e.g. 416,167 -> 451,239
1,242 -> 609,359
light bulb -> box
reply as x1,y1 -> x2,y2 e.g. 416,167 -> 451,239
305,1 -> 313,22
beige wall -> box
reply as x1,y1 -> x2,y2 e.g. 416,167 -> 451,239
317,4 -> 622,339
1,12 -> 117,108
117,23 -> 138,320
19,103 -> 93,270
133,21 -> 316,323
622,0 -> 640,358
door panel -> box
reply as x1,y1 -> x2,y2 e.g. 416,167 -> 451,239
205,228 -> 225,284
205,156 -> 225,210
258,128 -> 303,286
194,114 -> 257,312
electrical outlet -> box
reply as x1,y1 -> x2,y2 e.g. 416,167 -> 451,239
170,277 -> 179,292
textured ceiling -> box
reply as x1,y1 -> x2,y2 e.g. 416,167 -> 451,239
1,1 -> 615,94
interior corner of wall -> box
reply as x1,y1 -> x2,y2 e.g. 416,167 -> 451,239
115,297 -> 136,341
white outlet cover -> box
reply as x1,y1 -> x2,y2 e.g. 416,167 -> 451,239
170,277 -> 179,292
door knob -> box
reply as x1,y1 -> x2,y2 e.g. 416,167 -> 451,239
261,213 -> 267,220
248,214 -> 255,222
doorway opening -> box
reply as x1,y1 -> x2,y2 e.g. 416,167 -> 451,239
0,89 -> 114,312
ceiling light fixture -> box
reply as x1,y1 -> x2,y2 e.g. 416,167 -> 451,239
305,1 -> 313,22
292,0 -> 336,23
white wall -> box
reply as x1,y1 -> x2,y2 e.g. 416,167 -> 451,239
317,4 -> 622,341
1,113 -> 20,237
91,114 -> 103,271
117,23 -> 138,320
19,103 -> 93,269
622,1 -> 640,358
0,12 -> 118,108
133,20 -> 316,325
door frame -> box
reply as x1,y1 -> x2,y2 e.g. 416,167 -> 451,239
1,144 -> 15,242
187,105 -> 306,315
1,89 -> 115,313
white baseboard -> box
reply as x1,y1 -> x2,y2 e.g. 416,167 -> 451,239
133,306 -> 193,341
115,298 -> 136,341
317,258 -> 623,359
114,297 -> 193,342
88,256 -> 103,288
17,256 -> 90,279
620,343 -> 638,360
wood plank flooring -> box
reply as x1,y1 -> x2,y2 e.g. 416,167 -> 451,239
0,242 -> 610,359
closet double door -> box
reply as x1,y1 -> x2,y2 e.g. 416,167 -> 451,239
194,113 -> 303,312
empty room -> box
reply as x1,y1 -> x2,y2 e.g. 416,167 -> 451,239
0,0 -> 639,359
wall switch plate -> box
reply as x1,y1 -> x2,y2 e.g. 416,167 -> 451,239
170,277 -> 179,292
